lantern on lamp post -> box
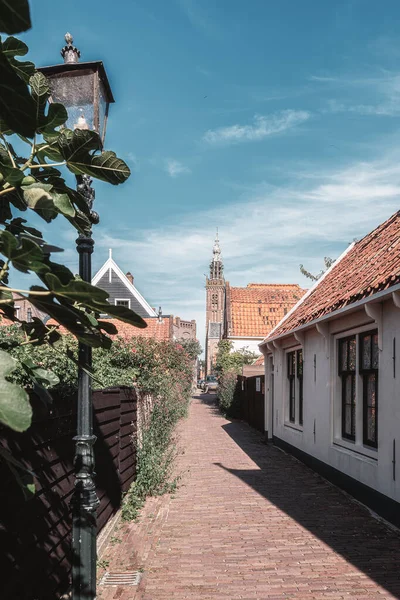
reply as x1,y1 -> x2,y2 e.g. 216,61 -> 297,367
40,32 -> 114,145
39,33 -> 115,600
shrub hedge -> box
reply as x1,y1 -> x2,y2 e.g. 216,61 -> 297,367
0,327 -> 195,518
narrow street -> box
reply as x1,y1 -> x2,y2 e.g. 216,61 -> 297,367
98,395 -> 400,600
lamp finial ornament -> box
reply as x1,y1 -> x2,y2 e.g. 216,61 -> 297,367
61,32 -> 81,64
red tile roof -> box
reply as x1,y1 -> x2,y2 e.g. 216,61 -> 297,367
109,317 -> 173,341
226,283 -> 306,338
253,355 -> 265,366
268,210 -> 400,339
44,316 -> 173,341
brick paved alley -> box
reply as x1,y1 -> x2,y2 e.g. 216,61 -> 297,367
98,395 -> 400,600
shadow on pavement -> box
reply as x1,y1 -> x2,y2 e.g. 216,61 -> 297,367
194,392 -> 221,415
218,419 -> 400,599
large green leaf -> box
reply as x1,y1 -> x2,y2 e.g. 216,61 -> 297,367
0,50 -> 35,137
44,273 -> 110,304
0,118 -> 12,135
28,287 -> 113,348
29,71 -> 49,126
58,128 -> 101,159
0,350 -> 32,431
64,210 -> 92,235
9,56 -> 35,83
43,273 -> 147,328
95,302 -> 147,328
58,129 -> 130,185
21,316 -> 61,346
98,320 -> 119,335
67,150 -> 131,185
0,447 -> 35,499
42,177 -> 91,217
0,142 -> 24,184
36,131 -> 63,162
0,196 -> 12,223
22,182 -> 58,222
40,102 -> 68,133
38,131 -> 64,162
5,217 -> 43,239
20,356 -> 60,387
0,230 -> 48,273
51,190 -> 75,217
2,36 -> 28,56
0,286 -> 15,320
0,0 -> 31,34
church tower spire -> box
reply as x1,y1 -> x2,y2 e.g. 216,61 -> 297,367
209,229 -> 224,280
205,230 -> 225,376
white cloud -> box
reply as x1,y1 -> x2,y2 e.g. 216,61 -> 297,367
315,71 -> 400,117
95,153 -> 400,351
164,159 -> 191,177
203,110 -> 311,145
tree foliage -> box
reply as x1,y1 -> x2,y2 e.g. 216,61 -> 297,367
299,256 -> 335,282
177,338 -> 202,361
0,1 -> 144,463
214,339 -> 259,376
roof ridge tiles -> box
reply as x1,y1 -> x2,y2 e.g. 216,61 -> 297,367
266,210 -> 400,339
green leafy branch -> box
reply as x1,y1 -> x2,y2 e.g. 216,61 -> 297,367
0,0 -> 145,489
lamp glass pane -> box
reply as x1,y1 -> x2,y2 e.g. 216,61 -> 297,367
98,78 -> 108,141
48,70 -> 95,131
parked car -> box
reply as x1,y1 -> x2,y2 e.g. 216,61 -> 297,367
204,375 -> 218,394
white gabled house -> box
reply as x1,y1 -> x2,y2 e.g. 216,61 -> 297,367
259,211 -> 400,526
92,249 -> 157,318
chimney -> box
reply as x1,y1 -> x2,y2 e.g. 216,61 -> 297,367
126,272 -> 134,284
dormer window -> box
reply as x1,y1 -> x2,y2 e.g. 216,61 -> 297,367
115,299 -> 131,308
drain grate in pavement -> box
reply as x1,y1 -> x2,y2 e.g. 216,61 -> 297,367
99,571 -> 142,586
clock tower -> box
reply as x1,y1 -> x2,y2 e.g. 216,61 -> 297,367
205,232 -> 225,375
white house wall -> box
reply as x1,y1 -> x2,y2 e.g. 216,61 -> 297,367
265,299 -> 400,505
229,338 -> 263,354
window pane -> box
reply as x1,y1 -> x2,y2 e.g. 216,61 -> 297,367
349,338 -> 356,371
297,349 -> 303,377
364,372 -> 377,447
345,374 -> 352,403
372,333 -> 379,369
343,374 -> 355,440
344,405 -> 352,436
340,340 -> 348,372
362,334 -> 371,370
289,379 -> 295,422
367,407 -> 376,444
367,373 -> 377,407
287,352 -> 295,376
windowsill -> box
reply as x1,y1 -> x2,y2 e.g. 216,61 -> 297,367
284,422 -> 303,433
332,439 -> 378,462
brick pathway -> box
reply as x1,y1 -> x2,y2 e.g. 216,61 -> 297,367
98,395 -> 400,600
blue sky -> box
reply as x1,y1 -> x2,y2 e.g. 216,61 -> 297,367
17,0 -> 400,349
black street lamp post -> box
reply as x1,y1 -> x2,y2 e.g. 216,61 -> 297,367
39,34 -> 115,600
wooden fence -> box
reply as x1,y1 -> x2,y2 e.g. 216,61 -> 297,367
0,386 -> 137,600
238,375 -> 265,433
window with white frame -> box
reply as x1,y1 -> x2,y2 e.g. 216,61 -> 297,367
337,329 -> 378,448
286,348 -> 303,426
115,299 -> 130,308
